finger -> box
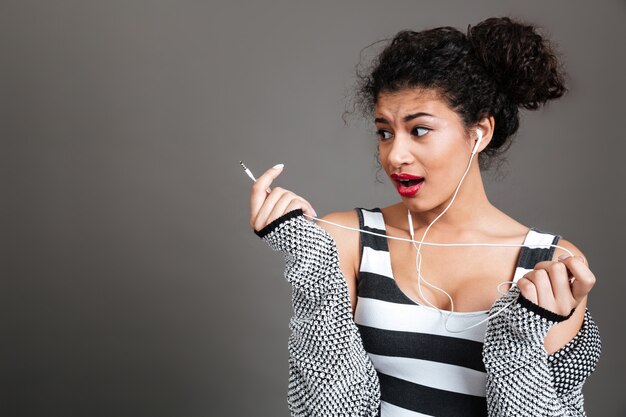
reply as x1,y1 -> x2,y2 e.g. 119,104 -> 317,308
534,259 -> 574,286
546,262 -> 572,300
558,256 -> 596,303
255,163 -> 284,192
526,270 -> 556,311
253,187 -> 289,231
533,260 -> 554,270
282,197 -> 317,221
285,199 -> 305,214
250,164 -> 284,223
546,262 -> 576,306
298,198 -> 318,220
517,277 -> 538,304
266,192 -> 301,225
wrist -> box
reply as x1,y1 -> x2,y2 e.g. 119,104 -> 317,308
517,293 -> 576,324
254,208 -> 304,238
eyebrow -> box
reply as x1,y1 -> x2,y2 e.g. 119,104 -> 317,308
374,112 -> 435,124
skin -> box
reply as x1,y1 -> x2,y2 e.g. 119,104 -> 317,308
249,86 -> 596,355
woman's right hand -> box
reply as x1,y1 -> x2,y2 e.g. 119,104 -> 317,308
249,164 -> 318,233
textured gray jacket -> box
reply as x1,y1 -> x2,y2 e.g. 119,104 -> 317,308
254,209 -> 601,416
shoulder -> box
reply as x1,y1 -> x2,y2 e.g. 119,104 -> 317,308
316,210 -> 361,267
317,210 -> 360,246
551,236 -> 590,267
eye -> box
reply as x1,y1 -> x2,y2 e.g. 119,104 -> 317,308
375,129 -> 393,141
412,126 -> 430,137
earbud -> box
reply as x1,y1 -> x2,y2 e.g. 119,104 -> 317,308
471,128 -> 483,155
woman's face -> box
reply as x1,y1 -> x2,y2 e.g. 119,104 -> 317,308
375,87 -> 476,213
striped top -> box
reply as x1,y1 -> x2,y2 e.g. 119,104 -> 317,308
353,207 -> 560,417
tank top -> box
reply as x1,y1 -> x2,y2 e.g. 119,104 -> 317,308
353,207 -> 561,417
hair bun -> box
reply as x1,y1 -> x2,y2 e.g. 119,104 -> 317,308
467,17 -> 567,109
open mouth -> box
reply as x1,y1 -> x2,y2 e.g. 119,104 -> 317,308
397,178 -> 424,188
394,177 -> 425,197
390,173 -> 425,196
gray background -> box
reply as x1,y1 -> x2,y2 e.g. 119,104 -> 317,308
2,0 -> 625,416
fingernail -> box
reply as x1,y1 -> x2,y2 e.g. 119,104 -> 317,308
273,163 -> 284,170
558,254 -> 569,261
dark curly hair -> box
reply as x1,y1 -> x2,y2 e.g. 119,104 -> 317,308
344,17 -> 567,179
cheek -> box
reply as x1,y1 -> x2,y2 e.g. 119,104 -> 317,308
422,143 -> 459,169
423,142 -> 470,181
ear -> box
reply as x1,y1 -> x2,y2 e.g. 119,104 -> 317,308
474,116 -> 495,153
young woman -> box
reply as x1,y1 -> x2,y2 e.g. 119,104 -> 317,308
249,17 -> 601,417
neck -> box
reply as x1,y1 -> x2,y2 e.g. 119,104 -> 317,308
408,162 -> 493,233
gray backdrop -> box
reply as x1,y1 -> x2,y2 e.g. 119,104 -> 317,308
3,0 -> 625,416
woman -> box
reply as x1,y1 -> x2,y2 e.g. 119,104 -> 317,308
249,17 -> 601,417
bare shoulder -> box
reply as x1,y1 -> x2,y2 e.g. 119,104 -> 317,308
317,210 -> 360,253
551,237 -> 590,267
317,210 -> 361,273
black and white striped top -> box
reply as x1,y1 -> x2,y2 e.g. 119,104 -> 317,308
353,207 -> 560,417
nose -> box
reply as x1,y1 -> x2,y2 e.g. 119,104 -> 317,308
385,133 -> 415,168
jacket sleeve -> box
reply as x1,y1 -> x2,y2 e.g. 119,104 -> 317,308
547,309 -> 601,412
255,209 -> 381,417
483,286 -> 601,416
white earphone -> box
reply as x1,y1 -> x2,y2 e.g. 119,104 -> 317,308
406,126 -> 524,332
471,128 -> 483,155
314,125 -> 571,332
309,125 -> 572,332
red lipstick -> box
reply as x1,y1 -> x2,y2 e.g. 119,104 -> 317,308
390,173 -> 425,197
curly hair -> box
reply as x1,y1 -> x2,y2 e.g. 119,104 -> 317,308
343,17 -> 567,179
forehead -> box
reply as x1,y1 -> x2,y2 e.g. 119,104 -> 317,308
375,87 -> 456,121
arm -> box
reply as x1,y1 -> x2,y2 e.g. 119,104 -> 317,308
547,308 -> 601,407
483,287 -> 600,416
544,239 -> 592,355
255,209 -> 380,417
543,241 -> 601,405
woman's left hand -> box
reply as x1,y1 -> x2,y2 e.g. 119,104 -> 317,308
517,255 -> 596,316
